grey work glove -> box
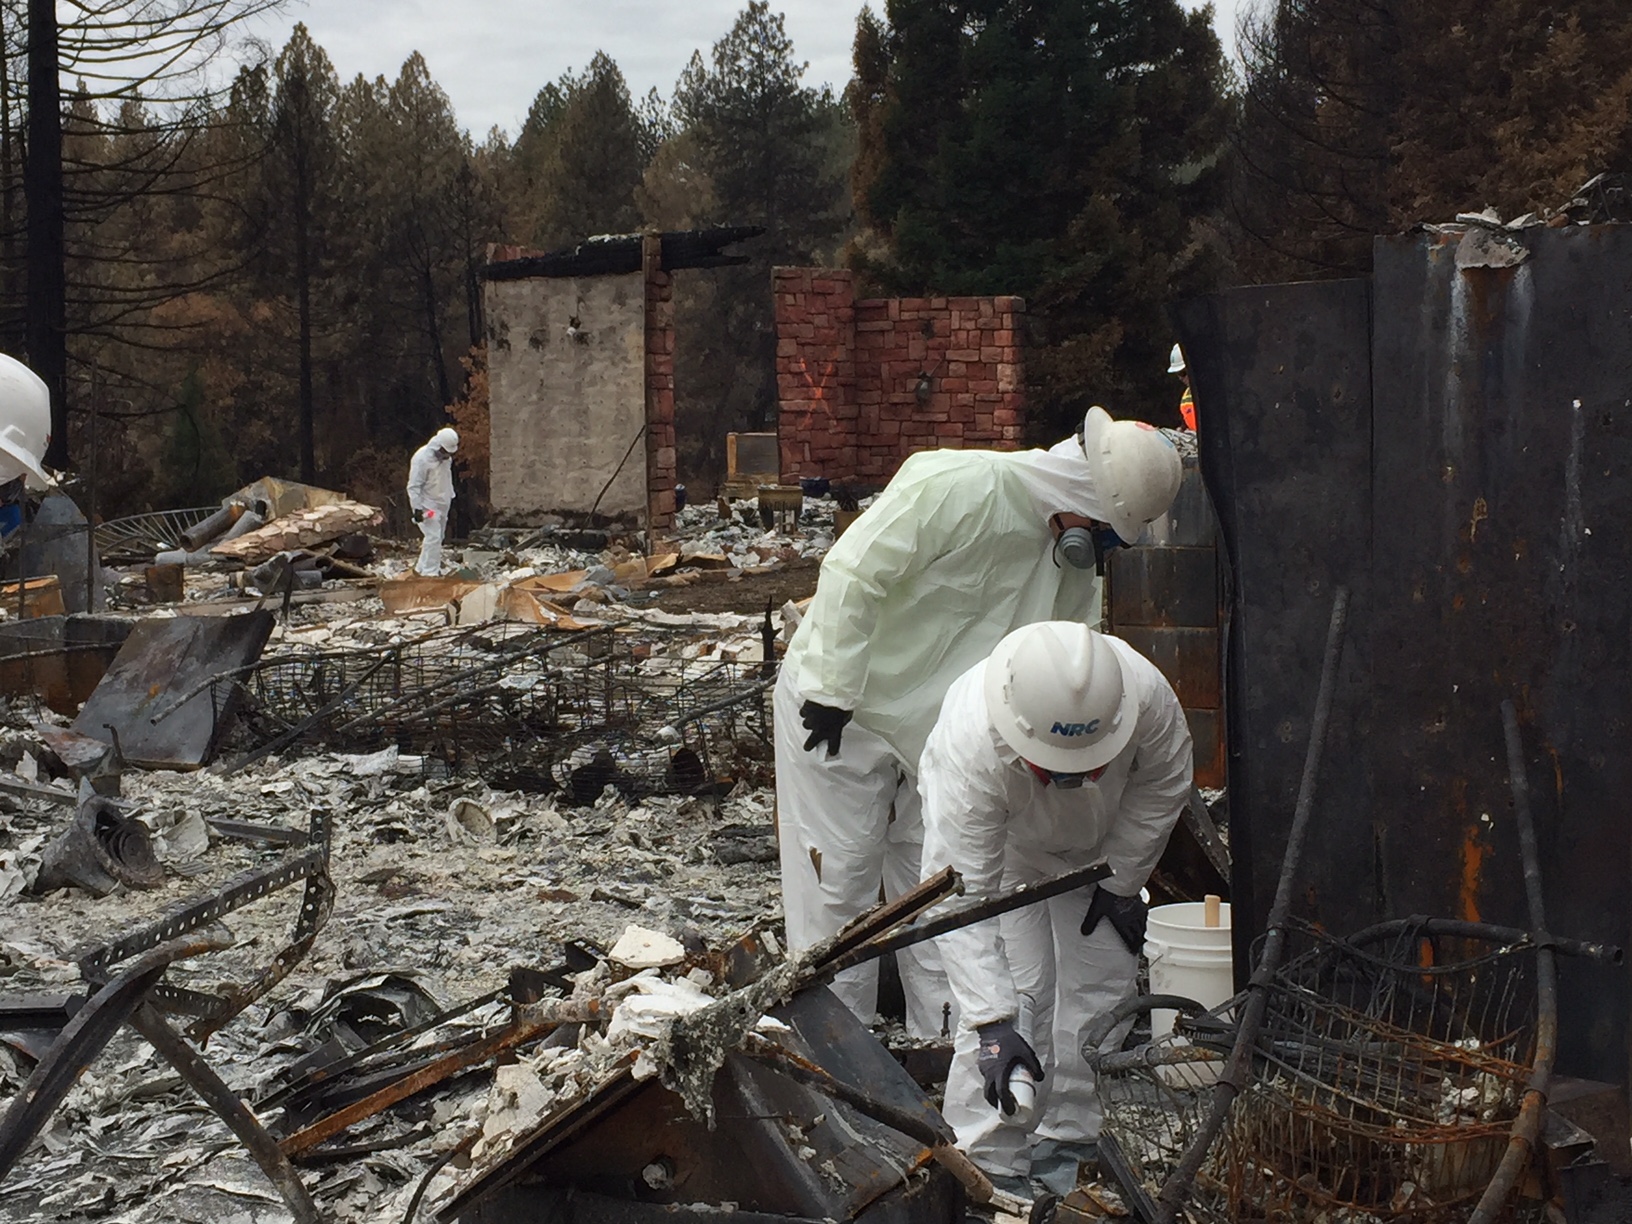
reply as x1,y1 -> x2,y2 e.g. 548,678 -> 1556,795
976,1020 -> 1044,1115
798,700 -> 852,756
1081,887 -> 1149,956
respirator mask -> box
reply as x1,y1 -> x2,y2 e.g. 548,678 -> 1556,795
1050,512 -> 1126,574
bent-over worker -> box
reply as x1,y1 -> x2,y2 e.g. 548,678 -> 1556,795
407,426 -> 459,575
775,411 -> 1182,1037
919,621 -> 1192,1195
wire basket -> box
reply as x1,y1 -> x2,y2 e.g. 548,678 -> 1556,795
212,621 -> 774,796
1096,922 -> 1544,1224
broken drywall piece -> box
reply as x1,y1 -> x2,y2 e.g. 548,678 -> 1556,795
607,924 -> 686,970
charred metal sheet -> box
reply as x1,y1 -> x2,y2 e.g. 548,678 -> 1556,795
444,987 -> 958,1224
1177,225 -> 1632,1085
1368,225 -> 1632,1083
1176,276 -> 1375,990
20,493 -> 102,613
73,611 -> 274,768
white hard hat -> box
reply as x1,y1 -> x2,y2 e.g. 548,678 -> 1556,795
1168,344 -> 1186,375
1081,407 -> 1182,544
0,354 -> 53,489
433,426 -> 459,453
983,622 -> 1138,774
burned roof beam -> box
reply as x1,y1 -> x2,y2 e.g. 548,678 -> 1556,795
484,227 -> 764,281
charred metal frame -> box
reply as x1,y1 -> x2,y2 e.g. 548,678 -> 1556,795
211,621 -> 773,795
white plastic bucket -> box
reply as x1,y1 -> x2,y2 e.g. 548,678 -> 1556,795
1144,900 -> 1233,1042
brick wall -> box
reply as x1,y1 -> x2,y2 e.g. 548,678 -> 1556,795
774,267 -> 1025,484
644,235 -> 677,533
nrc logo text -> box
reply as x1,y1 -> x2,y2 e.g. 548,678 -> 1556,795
1050,719 -> 1101,737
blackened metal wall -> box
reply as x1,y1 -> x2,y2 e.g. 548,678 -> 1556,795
1178,225 -> 1632,1083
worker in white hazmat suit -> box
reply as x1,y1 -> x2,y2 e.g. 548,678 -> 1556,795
919,622 -> 1191,1196
406,427 -> 459,575
775,410 -> 1182,1038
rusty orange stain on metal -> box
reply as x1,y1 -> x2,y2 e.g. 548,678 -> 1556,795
1459,827 -> 1486,922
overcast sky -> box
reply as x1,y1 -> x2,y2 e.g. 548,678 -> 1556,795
243,0 -> 1246,140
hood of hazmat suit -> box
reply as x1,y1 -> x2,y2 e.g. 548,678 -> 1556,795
406,437 -> 456,513
784,441 -> 1107,769
918,636 -> 1193,1026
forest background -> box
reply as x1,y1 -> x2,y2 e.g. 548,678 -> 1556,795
5,0 -> 1632,522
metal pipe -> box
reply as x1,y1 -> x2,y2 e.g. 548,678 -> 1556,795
816,860 -> 1113,980
130,1003 -> 322,1224
1154,585 -> 1348,1224
1342,916 -> 1619,965
1466,702 -> 1561,1224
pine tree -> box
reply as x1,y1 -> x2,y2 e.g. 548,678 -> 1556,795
850,0 -> 1232,433
268,25 -> 340,482
665,2 -> 853,481
1232,0 -> 1632,280
511,53 -> 649,249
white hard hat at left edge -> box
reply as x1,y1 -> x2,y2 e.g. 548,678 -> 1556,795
0,354 -> 54,489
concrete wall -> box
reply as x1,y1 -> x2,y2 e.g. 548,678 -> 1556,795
486,273 -> 647,523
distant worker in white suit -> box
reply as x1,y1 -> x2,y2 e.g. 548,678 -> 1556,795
406,426 -> 459,575
775,410 -> 1182,1038
919,621 -> 1192,1195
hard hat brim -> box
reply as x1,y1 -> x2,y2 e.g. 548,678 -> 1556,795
1082,407 -> 1145,545
983,633 -> 1140,774
0,436 -> 53,491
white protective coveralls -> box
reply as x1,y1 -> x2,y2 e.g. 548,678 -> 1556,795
919,636 -> 1192,1178
775,439 -> 1107,1036
406,437 -> 455,575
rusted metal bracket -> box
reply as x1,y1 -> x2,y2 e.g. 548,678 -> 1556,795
76,806 -> 333,1041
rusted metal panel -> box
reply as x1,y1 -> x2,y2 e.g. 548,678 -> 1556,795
1108,457 -> 1226,787
1367,225 -> 1632,1082
1183,709 -> 1225,790
1114,629 -> 1220,708
1108,549 -> 1218,628
1176,276 -> 1376,988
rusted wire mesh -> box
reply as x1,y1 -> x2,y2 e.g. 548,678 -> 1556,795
1097,923 -> 1543,1223
209,622 -> 772,795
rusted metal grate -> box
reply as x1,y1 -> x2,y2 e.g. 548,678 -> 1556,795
1097,921 -> 1543,1224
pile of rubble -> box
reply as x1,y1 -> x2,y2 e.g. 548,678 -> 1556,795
0,725 -> 786,1223
0,475 -> 885,1224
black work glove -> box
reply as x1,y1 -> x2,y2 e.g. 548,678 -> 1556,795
799,700 -> 852,756
976,1020 -> 1044,1115
412,508 -> 425,523
1081,887 -> 1149,956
